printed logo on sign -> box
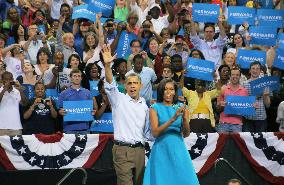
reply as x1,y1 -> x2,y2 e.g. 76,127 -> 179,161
74,9 -> 96,16
92,1 -> 112,10
250,33 -> 275,39
187,65 -> 213,73
260,15 -> 282,20
252,80 -> 278,89
93,120 -> 113,124
122,33 -> 129,57
239,56 -> 264,62
227,102 -> 254,108
229,13 -> 253,18
65,108 -> 92,114
194,9 -> 218,16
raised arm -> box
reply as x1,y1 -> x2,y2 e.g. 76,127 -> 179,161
101,45 -> 116,84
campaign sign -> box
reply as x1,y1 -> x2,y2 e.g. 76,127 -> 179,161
63,100 -> 93,122
278,33 -> 284,49
90,113 -> 114,132
185,58 -> 215,81
192,3 -> 220,23
72,4 -> 97,22
88,0 -> 115,17
249,26 -> 277,46
45,89 -> 59,107
273,48 -> 284,70
89,80 -> 99,97
257,9 -> 284,28
224,96 -> 256,116
236,49 -> 266,69
228,6 -> 256,25
249,76 -> 280,96
116,31 -> 137,59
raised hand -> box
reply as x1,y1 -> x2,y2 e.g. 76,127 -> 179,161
101,45 -> 116,66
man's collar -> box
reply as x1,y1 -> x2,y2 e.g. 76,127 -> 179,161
126,94 -> 143,103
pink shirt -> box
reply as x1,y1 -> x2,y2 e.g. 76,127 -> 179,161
219,84 -> 248,125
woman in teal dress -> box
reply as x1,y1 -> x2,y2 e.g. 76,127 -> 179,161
143,79 -> 200,185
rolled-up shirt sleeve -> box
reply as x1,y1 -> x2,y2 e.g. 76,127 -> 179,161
104,79 -> 121,108
216,35 -> 227,48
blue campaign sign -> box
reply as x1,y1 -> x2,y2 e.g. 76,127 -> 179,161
278,33 -> 284,49
89,80 -> 99,97
273,48 -> 284,70
249,76 -> 280,96
45,89 -> 59,107
90,113 -> 114,132
72,4 -> 97,22
249,26 -> 277,46
257,9 -> 284,28
22,84 -> 35,100
192,3 -> 220,23
224,96 -> 256,116
185,57 -> 215,81
88,0 -> 115,17
116,31 -> 137,59
228,6 -> 256,25
236,49 -> 266,69
63,100 -> 93,122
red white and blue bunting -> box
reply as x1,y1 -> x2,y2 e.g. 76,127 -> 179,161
232,132 -> 284,185
0,132 -> 284,185
0,133 -> 110,170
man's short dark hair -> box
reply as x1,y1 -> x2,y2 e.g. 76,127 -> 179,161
227,178 -> 241,185
249,61 -> 262,70
133,54 -> 143,63
130,39 -> 141,47
204,23 -> 215,32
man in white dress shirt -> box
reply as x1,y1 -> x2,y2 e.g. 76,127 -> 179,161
102,45 -> 149,185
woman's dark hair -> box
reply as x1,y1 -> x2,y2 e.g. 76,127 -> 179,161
157,78 -> 178,104
11,24 -> 28,43
32,9 -> 45,20
36,47 -> 51,64
232,33 -> 246,48
85,63 -> 102,80
67,54 -> 82,68
189,49 -> 205,60
83,32 -> 99,52
113,58 -> 127,81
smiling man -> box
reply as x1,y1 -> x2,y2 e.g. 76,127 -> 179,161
102,45 -> 149,185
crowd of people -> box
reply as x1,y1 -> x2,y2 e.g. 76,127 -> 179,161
0,0 -> 283,135
1,0 -> 284,184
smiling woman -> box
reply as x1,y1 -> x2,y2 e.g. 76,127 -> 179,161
23,81 -> 58,135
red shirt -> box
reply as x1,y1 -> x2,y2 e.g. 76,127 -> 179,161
219,84 -> 248,124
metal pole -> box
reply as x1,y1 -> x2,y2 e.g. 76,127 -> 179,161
56,167 -> 88,185
214,158 -> 253,185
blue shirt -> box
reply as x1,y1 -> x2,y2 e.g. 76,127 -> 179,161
58,87 -> 91,131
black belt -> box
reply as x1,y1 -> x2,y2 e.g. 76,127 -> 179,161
114,140 -> 144,148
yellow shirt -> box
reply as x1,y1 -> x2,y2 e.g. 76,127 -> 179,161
182,87 -> 221,127
192,98 -> 210,114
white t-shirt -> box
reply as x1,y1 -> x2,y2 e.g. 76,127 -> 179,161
34,64 -> 55,85
83,46 -> 102,66
151,16 -> 169,34
50,0 -> 73,20
4,57 -> 23,80
0,87 -> 22,130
